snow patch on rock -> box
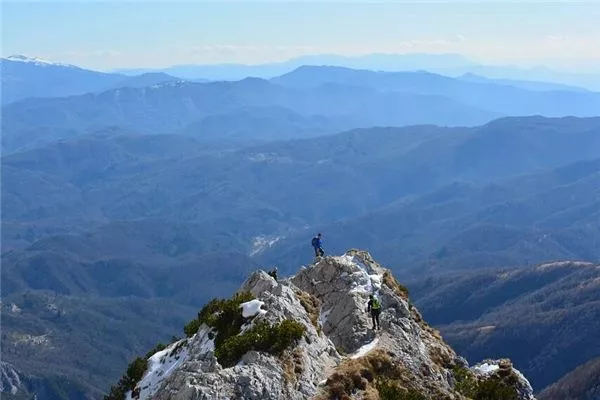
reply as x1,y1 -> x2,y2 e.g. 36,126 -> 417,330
240,299 -> 267,318
473,362 -> 500,375
319,307 -> 332,329
350,338 -> 379,359
336,254 -> 383,295
126,339 -> 190,400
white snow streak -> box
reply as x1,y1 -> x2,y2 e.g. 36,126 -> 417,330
319,307 -> 332,329
350,338 -> 379,359
126,339 -> 189,400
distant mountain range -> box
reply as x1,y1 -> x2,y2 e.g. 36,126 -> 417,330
1,55 -> 184,104
4,53 -> 600,109
113,52 -> 600,91
5,63 -> 600,154
443,64 -> 600,92
409,260 -> 600,393
1,73 -> 499,153
456,73 -> 589,93
113,53 -> 477,80
273,65 -> 600,115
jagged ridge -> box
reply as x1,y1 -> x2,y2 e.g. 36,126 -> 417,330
112,250 -> 536,400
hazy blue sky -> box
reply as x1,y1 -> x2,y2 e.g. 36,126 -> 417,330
3,1 -> 600,71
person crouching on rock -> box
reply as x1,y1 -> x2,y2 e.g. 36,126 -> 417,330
367,294 -> 382,330
267,267 -> 278,281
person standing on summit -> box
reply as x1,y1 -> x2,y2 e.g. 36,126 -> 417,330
311,233 -> 324,257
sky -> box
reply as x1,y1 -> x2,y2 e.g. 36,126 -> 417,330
2,1 -> 600,71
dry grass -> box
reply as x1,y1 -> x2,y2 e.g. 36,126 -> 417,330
279,347 -> 304,385
382,271 -> 409,299
363,386 -> 380,400
428,345 -> 453,369
295,290 -> 322,333
423,325 -> 442,341
293,347 -> 304,375
317,349 -> 417,400
281,347 -> 304,385
281,352 -> 296,385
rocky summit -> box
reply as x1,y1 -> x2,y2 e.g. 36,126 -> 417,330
115,250 -> 536,400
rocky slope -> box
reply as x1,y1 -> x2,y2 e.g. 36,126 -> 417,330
111,250 -> 536,400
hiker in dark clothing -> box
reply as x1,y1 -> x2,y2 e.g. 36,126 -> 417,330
268,267 -> 278,281
367,294 -> 382,330
311,233 -> 324,257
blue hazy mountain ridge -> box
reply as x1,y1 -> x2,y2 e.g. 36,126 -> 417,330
1,76 -> 499,154
114,53 -> 477,79
106,72 -> 182,89
4,65 -> 600,155
438,64 -> 600,92
178,105 -> 347,143
456,73 -> 589,92
113,53 -> 600,90
0,56 -> 184,104
271,66 -> 600,116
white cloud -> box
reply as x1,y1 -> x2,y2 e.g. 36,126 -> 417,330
545,35 -> 570,42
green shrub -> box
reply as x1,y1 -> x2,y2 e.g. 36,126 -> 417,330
184,318 -> 201,337
106,291 -> 304,399
194,291 -> 255,346
185,291 -> 306,367
105,377 -> 129,400
197,298 -> 226,327
145,343 -> 166,359
215,319 -> 305,367
104,357 -> 148,400
474,379 -> 518,400
126,357 -> 148,386
452,366 -> 518,400
453,366 -> 478,397
272,319 -> 306,353
211,292 -> 255,348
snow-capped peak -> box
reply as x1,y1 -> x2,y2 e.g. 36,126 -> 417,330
4,54 -> 77,68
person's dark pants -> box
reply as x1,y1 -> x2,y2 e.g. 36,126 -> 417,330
314,247 -> 324,257
371,308 -> 381,329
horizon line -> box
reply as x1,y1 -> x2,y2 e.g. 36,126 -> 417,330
4,51 -> 600,75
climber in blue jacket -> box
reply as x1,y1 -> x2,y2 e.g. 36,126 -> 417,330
311,233 -> 324,257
